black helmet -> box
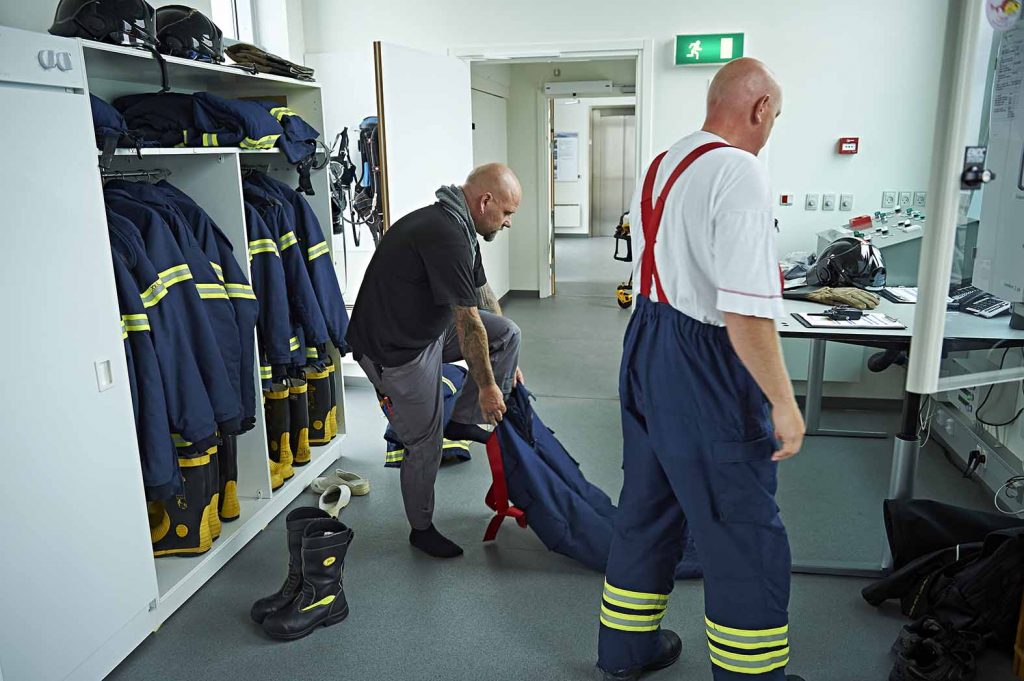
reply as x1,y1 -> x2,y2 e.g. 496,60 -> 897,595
155,5 -> 224,62
807,236 -> 886,291
49,0 -> 158,50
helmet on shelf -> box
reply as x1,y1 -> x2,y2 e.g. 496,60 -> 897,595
155,5 -> 224,62
49,0 -> 158,51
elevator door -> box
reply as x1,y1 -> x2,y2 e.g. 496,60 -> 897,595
591,107 -> 636,237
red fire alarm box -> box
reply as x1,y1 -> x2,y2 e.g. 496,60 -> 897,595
838,137 -> 860,155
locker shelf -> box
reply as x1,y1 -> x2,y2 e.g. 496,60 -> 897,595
154,435 -> 345,606
98,147 -> 280,156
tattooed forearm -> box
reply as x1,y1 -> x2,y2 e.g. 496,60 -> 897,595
477,283 -> 503,316
453,305 -> 495,388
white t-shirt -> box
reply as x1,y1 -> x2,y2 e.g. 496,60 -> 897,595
628,131 -> 784,326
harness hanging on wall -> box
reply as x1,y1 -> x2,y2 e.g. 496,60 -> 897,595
327,119 -> 383,247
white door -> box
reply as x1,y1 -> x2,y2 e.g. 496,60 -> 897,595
375,42 -> 474,227
0,32 -> 157,681
472,88 -> 510,298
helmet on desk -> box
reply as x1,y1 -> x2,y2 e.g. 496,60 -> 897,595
807,236 -> 886,291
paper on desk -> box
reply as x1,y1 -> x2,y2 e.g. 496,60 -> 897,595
792,311 -> 907,329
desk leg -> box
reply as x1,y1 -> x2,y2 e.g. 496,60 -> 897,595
881,391 -> 923,570
803,338 -> 887,438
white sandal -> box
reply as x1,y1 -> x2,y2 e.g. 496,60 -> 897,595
318,484 -> 352,518
311,469 -> 370,496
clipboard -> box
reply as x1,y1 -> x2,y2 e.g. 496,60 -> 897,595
792,312 -> 907,330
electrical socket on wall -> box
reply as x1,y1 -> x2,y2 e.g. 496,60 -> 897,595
821,193 -> 836,211
805,193 -> 819,211
882,191 -> 897,209
839,194 -> 854,211
898,191 -> 913,209
914,191 -> 927,209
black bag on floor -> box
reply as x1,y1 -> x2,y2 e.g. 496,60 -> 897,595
863,499 -> 1024,647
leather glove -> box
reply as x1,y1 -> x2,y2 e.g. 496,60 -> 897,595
805,286 -> 880,310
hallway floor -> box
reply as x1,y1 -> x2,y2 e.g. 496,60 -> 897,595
109,239 -> 1017,681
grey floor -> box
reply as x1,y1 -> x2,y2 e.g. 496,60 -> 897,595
109,237 -> 1017,681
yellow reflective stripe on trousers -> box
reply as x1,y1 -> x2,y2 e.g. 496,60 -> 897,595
195,282 -> 229,300
307,241 -> 330,261
289,336 -> 300,351
248,238 -> 280,258
211,261 -> 225,282
441,377 -> 457,395
225,283 -> 257,300
599,606 -> 664,632
182,129 -> 189,145
442,439 -> 471,451
278,231 -> 299,251
705,617 -> 788,643
708,643 -> 790,675
240,133 -> 280,149
202,132 -> 219,147
385,449 -> 406,463
603,581 -> 669,607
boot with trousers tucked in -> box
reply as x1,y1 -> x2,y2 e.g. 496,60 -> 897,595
149,450 -> 214,557
289,377 -> 312,466
265,383 -> 293,486
218,435 -> 241,522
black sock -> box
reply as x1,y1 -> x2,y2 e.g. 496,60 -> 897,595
409,524 -> 463,558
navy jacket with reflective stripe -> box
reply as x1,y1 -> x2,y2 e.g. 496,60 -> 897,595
243,181 -> 330,353
114,92 -> 198,148
105,190 -> 242,436
243,200 -> 294,367
259,101 -> 319,163
110,241 -> 180,500
193,92 -> 283,149
155,180 -> 260,431
106,209 -> 219,454
247,172 -> 349,352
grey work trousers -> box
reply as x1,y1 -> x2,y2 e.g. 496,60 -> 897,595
357,311 -> 521,530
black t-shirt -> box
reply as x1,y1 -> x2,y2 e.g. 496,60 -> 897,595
346,203 -> 486,366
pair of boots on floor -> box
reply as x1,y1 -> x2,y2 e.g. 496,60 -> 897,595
265,363 -> 339,489
252,507 -> 353,641
147,436 -> 241,557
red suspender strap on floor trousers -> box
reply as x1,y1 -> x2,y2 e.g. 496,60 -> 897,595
483,431 -> 527,541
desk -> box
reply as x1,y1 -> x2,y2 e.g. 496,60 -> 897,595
778,299 -> 1024,576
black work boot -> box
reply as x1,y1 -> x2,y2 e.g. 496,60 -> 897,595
289,377 -> 312,466
250,507 -> 330,624
262,518 -> 354,640
891,638 -> 976,681
218,435 -> 241,522
265,383 -> 293,484
304,364 -> 332,446
599,629 -> 682,680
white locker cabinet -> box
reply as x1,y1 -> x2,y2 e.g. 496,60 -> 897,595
0,27 -> 348,681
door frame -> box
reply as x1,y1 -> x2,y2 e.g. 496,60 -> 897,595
450,39 -> 654,298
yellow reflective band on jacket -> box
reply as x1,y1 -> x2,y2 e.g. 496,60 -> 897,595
211,261 -> 225,282
248,238 -> 280,258
289,337 -> 301,352
442,439 -> 470,452
225,283 -> 257,300
171,434 -> 193,449
140,264 -> 193,308
122,313 -> 151,333
121,320 -> 128,340
306,347 -> 319,359
269,106 -> 299,121
278,231 -> 298,251
260,365 -> 273,380
195,282 -> 229,300
441,377 -> 457,394
201,132 -> 219,147
239,133 -> 280,149
307,241 -> 330,262
385,449 -> 405,463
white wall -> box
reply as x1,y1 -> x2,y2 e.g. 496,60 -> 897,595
0,0 -> 214,34
302,0 -> 950,289
554,95 -> 636,236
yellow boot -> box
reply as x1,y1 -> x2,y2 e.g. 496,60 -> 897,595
265,384 -> 294,481
289,378 -> 312,466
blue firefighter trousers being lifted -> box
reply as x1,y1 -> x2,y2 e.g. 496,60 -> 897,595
598,295 -> 792,679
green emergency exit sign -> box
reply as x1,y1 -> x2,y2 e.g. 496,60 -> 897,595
675,33 -> 745,65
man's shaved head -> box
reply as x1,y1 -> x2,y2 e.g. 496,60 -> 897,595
462,163 -> 522,241
702,57 -> 782,155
